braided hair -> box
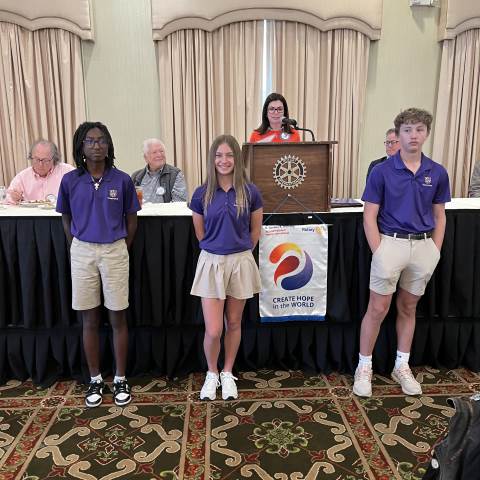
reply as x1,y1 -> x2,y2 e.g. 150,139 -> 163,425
72,121 -> 115,174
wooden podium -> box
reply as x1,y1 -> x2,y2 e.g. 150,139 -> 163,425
242,141 -> 336,213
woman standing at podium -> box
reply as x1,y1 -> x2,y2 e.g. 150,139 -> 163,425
249,92 -> 301,143
190,135 -> 263,401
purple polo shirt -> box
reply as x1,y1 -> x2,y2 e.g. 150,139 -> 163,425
56,167 -> 141,244
189,183 -> 263,254
362,152 -> 451,234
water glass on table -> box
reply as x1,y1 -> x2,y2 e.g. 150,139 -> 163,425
135,186 -> 143,204
0,186 -> 6,204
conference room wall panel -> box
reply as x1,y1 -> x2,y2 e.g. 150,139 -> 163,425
359,1 -> 441,192
81,0 -> 161,174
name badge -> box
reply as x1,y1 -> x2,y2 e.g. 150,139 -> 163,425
280,132 -> 290,140
156,186 -> 165,196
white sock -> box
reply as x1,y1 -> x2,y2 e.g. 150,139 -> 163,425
358,353 -> 372,368
91,374 -> 103,383
395,351 -> 410,369
114,375 -> 126,384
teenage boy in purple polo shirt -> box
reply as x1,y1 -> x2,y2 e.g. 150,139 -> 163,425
353,108 -> 451,397
57,122 -> 141,408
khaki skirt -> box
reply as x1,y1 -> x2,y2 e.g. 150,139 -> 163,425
191,250 -> 262,300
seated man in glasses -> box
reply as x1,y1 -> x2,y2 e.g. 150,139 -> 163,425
366,128 -> 400,180
6,140 -> 74,204
131,138 -> 188,203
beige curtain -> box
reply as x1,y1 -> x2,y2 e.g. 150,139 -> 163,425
268,21 -> 370,197
156,21 -> 264,195
432,29 -> 480,197
0,23 -> 86,185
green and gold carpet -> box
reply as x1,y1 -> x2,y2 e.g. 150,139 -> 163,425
0,367 -> 478,479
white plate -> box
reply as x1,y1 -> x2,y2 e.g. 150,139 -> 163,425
19,202 -> 40,208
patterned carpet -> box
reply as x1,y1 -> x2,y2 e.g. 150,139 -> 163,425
0,368 -> 479,479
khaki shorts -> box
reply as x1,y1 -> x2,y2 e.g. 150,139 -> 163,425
191,250 -> 262,300
370,234 -> 441,296
70,238 -> 130,311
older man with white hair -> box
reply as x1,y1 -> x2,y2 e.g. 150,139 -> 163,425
6,139 -> 74,204
131,139 -> 187,203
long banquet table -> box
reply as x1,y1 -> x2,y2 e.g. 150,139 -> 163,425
1,199 -> 479,386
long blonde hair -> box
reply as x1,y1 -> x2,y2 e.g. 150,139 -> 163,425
203,135 -> 249,217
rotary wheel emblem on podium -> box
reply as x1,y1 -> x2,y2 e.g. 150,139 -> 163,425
273,154 -> 307,189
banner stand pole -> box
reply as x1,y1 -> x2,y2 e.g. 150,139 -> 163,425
263,193 -> 329,226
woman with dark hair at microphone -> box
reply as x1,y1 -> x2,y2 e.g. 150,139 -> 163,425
249,93 -> 301,143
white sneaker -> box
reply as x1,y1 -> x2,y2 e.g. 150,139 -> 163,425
200,371 -> 220,400
220,371 -> 238,400
391,364 -> 422,395
353,364 -> 373,397
85,380 -> 105,408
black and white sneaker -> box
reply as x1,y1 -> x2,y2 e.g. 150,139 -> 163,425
113,380 -> 132,406
85,380 -> 105,408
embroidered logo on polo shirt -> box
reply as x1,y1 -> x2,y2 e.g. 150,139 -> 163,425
422,176 -> 432,187
108,189 -> 119,200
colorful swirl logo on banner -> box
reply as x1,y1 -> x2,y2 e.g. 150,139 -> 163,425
269,242 -> 313,290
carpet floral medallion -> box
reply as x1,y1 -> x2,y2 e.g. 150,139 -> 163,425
0,367 -> 478,479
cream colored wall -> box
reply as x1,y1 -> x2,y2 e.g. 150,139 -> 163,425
82,0 -> 160,173
358,1 -> 442,194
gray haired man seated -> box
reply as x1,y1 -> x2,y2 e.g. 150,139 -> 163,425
131,139 -> 187,202
6,139 -> 74,204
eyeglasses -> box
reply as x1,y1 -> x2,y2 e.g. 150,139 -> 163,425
31,157 -> 53,164
384,140 -> 399,147
83,138 -> 108,147
268,106 -> 284,114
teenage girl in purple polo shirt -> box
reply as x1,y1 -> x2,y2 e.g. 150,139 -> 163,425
190,134 -> 263,400
57,122 -> 141,408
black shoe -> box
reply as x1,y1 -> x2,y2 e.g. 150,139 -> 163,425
113,380 -> 132,406
85,380 -> 105,408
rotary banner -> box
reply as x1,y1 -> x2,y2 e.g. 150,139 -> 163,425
259,224 -> 328,322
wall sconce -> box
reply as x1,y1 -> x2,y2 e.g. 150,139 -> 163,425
409,0 -> 440,6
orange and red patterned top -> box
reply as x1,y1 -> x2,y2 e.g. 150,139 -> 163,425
249,129 -> 301,143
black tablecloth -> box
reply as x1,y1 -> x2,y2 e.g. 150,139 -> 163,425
1,210 -> 479,385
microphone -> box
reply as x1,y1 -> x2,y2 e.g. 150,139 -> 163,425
281,117 -> 316,141
281,117 -> 297,128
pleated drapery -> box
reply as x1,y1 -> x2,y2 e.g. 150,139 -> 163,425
0,23 -> 86,184
268,22 -> 370,198
432,29 -> 480,197
156,21 -> 264,194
